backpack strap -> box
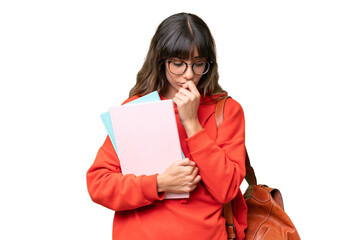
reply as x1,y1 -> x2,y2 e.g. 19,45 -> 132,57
215,96 -> 257,240
215,96 -> 257,186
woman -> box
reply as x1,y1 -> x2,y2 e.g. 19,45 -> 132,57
87,12 -> 247,240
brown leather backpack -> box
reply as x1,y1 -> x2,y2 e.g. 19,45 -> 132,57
215,97 -> 301,240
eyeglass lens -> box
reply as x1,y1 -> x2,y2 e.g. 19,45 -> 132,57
169,61 -> 209,75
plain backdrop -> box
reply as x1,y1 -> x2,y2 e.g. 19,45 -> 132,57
1,0 -> 359,239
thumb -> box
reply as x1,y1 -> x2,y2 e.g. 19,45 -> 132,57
178,158 -> 195,166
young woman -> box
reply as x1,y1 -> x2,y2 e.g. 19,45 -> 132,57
87,12 -> 247,240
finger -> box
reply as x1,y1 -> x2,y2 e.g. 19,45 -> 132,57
188,175 -> 201,192
178,87 -> 195,97
183,162 -> 197,175
178,87 -> 191,95
182,82 -> 200,96
193,174 -> 202,184
172,96 -> 181,106
177,90 -> 195,103
188,184 -> 197,192
178,158 -> 195,166
190,166 -> 199,178
174,92 -> 189,103
173,97 -> 188,109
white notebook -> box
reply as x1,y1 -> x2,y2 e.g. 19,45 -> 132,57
109,100 -> 189,199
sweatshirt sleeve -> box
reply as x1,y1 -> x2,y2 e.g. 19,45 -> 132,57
86,136 -> 165,211
185,98 -> 246,203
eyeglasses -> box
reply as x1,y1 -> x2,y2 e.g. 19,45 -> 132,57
166,60 -> 211,76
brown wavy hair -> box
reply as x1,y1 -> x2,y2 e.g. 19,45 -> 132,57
129,13 -> 227,103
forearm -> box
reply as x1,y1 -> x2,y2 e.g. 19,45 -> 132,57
185,99 -> 246,203
86,137 -> 164,211
87,169 -> 162,211
186,129 -> 246,203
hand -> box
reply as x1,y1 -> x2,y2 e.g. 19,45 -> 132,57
173,81 -> 203,137
157,158 -> 202,194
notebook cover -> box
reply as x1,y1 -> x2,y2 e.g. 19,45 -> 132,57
100,91 -> 161,155
109,100 -> 188,199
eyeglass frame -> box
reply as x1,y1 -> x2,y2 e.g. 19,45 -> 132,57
166,59 -> 212,76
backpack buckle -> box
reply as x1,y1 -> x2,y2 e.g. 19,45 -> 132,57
226,223 -> 236,240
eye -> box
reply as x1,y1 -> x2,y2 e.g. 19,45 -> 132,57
172,61 -> 184,67
194,62 -> 205,67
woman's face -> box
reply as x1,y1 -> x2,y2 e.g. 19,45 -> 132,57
163,46 -> 204,99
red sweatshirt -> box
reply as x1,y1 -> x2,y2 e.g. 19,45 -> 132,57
87,95 -> 247,240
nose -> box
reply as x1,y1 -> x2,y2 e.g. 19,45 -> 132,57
183,64 -> 194,80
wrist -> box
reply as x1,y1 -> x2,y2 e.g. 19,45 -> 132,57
183,119 -> 202,138
156,174 -> 166,193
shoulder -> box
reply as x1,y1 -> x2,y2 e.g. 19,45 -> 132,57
121,95 -> 141,105
224,97 -> 244,112
204,95 -> 243,114
198,95 -> 244,121
223,97 -> 245,120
